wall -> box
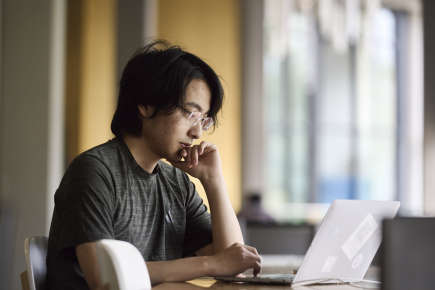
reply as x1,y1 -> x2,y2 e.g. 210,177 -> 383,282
65,0 -> 116,162
0,1 -> 65,289
158,0 -> 242,211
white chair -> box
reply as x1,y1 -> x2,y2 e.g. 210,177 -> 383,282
23,236 -> 48,290
95,239 -> 151,290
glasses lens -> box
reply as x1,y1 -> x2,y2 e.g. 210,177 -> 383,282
187,111 -> 196,120
202,118 -> 213,130
186,110 -> 213,130
189,112 -> 201,126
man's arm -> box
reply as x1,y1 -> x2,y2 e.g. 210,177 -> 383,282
202,174 -> 244,251
77,241 -> 260,288
173,141 -> 245,252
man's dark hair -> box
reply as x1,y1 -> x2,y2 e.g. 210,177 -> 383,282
111,40 -> 224,137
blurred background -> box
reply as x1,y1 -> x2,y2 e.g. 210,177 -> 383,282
0,0 -> 434,289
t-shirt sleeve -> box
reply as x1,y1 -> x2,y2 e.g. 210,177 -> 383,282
51,154 -> 116,254
182,178 -> 213,257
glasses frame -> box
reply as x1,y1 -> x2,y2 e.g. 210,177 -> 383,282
179,107 -> 214,131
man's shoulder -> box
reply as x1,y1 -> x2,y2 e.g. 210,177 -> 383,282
66,138 -> 124,177
81,138 -> 120,159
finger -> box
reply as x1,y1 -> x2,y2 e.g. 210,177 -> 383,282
178,148 -> 187,161
193,146 -> 199,166
169,149 -> 190,169
202,143 -> 217,154
244,245 -> 260,257
231,242 -> 242,248
189,147 -> 196,168
246,249 -> 262,267
199,141 -> 207,155
253,261 -> 261,277
181,146 -> 192,168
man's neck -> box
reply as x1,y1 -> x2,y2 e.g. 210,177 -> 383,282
122,134 -> 160,174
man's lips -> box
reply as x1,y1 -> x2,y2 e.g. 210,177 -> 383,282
180,142 -> 192,148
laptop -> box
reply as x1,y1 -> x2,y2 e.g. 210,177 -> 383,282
216,200 -> 400,286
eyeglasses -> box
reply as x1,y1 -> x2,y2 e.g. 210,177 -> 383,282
180,107 -> 214,131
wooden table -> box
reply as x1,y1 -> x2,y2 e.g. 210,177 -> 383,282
153,255 -> 380,290
153,277 -> 379,290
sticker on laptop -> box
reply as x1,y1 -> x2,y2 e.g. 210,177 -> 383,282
321,256 -> 338,273
352,253 -> 364,269
341,214 -> 378,260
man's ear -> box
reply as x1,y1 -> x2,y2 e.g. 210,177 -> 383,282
138,105 -> 154,118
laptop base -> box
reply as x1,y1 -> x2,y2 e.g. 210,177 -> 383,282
215,273 -> 295,285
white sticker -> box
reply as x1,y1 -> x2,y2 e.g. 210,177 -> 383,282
342,214 -> 378,260
352,253 -> 364,269
321,256 -> 338,273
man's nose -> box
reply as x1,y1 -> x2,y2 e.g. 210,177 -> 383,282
188,121 -> 203,139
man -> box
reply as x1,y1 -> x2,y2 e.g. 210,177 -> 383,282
47,41 -> 261,289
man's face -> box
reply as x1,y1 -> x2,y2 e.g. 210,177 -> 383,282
141,78 -> 212,162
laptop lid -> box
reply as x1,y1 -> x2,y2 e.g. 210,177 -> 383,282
294,200 -> 400,285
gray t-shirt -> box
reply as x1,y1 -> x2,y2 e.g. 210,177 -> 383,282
47,137 -> 212,290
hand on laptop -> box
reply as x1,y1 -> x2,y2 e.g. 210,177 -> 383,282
209,243 -> 262,277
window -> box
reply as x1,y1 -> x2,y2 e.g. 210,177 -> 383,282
242,0 -> 423,220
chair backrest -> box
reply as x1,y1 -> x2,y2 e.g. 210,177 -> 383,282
382,217 -> 435,290
95,239 -> 151,290
24,236 -> 48,290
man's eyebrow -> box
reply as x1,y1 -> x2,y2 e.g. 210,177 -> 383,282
184,102 -> 209,114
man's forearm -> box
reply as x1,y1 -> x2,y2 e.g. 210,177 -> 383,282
202,174 -> 244,252
146,256 -> 211,285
